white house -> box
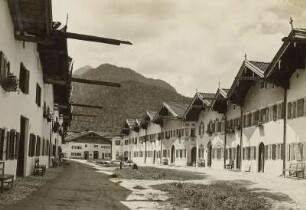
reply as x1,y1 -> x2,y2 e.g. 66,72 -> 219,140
62,131 -> 112,160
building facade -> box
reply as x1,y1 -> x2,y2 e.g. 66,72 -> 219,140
117,28 -> 306,176
62,131 -> 112,160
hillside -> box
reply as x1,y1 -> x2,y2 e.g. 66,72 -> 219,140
70,64 -> 191,133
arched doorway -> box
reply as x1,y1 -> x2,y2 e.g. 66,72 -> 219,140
207,142 -> 212,167
258,142 -> 265,172
236,145 -> 240,169
171,145 -> 175,163
191,147 -> 197,166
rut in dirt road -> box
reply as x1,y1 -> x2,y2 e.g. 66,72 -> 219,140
6,161 -> 131,210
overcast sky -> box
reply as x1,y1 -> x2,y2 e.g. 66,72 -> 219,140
52,0 -> 306,97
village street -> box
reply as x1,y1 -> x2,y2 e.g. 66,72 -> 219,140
2,159 -> 306,209
6,161 -> 130,210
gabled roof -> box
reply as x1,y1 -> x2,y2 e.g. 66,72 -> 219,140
211,88 -> 229,113
163,102 -> 188,118
65,131 -> 111,144
147,110 -> 157,120
227,59 -> 269,105
265,28 -> 306,88
184,92 -> 215,121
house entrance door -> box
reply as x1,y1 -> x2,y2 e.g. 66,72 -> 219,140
17,116 -> 28,177
258,143 -> 265,172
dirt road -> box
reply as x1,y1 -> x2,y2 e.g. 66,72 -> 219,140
6,161 -> 131,210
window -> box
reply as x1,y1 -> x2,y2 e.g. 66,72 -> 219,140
254,111 -> 260,124
288,102 -> 292,119
272,105 -> 278,121
19,63 -> 30,94
28,134 -> 36,157
6,130 -> 17,160
94,145 -> 98,148
272,144 -> 277,160
35,136 -> 41,156
260,81 -> 267,89
292,102 -> 297,118
36,83 -> 41,107
297,99 -> 304,117
163,150 -> 167,157
0,51 -> 10,83
190,128 -> 196,137
277,103 -> 284,119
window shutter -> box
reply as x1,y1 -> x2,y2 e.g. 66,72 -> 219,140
0,128 -> 4,160
15,132 -> 20,159
24,70 -> 30,94
6,131 -> 10,160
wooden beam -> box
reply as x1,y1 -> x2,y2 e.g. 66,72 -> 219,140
15,34 -> 53,44
72,113 -> 99,117
44,0 -> 52,35
59,31 -> 132,45
235,76 -> 263,81
44,77 -> 67,85
71,103 -> 103,109
71,77 -> 121,87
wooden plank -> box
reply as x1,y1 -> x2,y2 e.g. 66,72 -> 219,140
15,34 -> 53,44
59,31 -> 132,45
235,76 -> 263,81
71,77 -> 121,87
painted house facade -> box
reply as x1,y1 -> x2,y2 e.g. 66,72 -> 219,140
117,28 -> 306,177
0,0 -> 69,177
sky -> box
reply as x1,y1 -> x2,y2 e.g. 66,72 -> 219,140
52,0 -> 306,97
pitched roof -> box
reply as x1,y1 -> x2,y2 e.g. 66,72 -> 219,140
163,102 -> 188,118
65,131 -> 111,143
147,110 -> 157,120
249,61 -> 270,73
265,28 -> 306,83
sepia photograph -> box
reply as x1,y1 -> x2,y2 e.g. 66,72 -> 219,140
0,0 -> 306,209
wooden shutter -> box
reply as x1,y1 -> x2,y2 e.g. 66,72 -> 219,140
6,131 -> 10,160
15,132 -> 20,159
0,128 -> 4,160
24,69 -> 30,94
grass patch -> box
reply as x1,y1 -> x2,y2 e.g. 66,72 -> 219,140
113,167 -> 205,180
152,181 -> 292,209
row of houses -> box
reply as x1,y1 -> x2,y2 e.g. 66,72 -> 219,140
0,0 -> 130,178
113,28 -> 306,175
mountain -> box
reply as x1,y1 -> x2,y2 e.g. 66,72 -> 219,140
70,64 -> 191,133
73,65 -> 92,76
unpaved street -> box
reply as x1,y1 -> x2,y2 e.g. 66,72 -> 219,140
6,161 -> 131,210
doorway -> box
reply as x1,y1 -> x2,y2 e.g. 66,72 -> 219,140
17,116 -> 28,177
102,153 -> 105,159
236,145 -> 241,169
93,151 -> 99,159
171,145 -> 175,163
191,147 -> 197,166
207,142 -> 212,167
84,151 -> 89,160
258,143 -> 265,172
